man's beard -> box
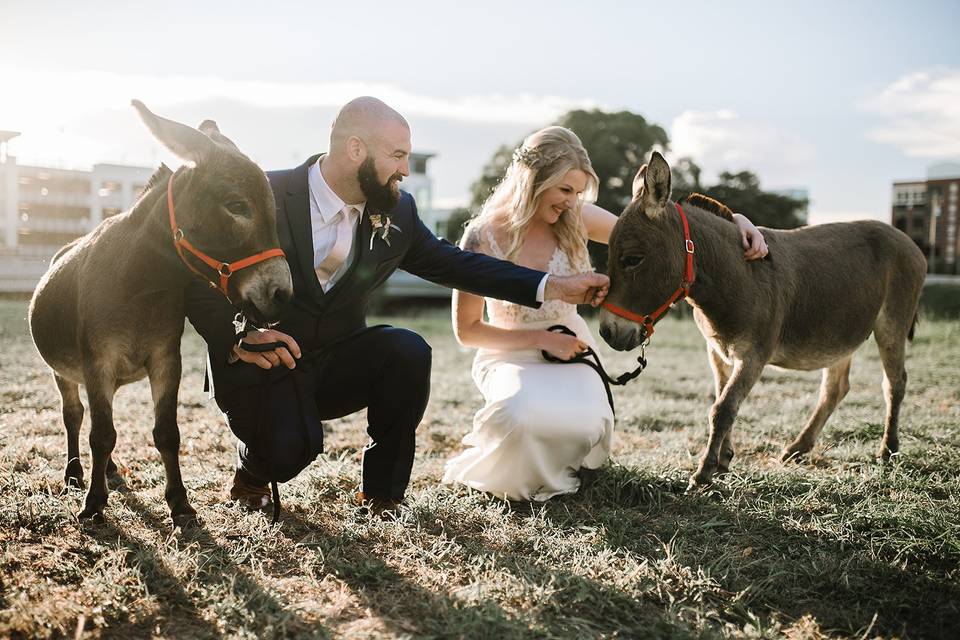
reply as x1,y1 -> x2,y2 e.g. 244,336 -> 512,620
358,157 -> 402,212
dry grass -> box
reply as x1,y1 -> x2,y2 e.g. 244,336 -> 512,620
0,300 -> 958,639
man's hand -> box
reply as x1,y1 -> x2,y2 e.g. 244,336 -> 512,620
544,272 -> 610,306
232,328 -> 302,370
732,213 -> 769,260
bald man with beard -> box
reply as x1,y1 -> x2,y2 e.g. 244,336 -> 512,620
186,97 -> 609,514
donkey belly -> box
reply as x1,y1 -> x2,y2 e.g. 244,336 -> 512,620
29,251 -> 86,382
30,245 -> 181,388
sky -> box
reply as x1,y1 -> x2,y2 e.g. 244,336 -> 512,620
1,0 -> 958,225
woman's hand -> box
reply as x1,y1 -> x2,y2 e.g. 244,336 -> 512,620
539,330 -> 587,361
732,213 -> 769,260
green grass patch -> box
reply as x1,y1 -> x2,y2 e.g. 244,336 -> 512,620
1,300 -> 958,638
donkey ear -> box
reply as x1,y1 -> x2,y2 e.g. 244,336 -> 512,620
631,164 -> 647,200
198,119 -> 241,152
131,99 -> 214,165
642,151 -> 672,218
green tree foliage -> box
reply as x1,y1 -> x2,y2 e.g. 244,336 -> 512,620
693,170 -> 807,230
466,108 -> 807,272
556,110 -> 670,214
469,145 -> 515,210
444,207 -> 473,245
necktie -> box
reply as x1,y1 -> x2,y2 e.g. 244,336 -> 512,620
316,205 -> 356,290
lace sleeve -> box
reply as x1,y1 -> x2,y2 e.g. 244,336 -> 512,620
459,221 -> 491,255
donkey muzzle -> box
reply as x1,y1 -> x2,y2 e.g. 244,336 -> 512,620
599,308 -> 643,352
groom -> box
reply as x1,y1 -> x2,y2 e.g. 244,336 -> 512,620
185,97 -> 608,511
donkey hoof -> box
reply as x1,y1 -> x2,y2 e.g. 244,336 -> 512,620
62,476 -> 85,494
876,446 -> 899,463
172,508 -> 200,530
77,506 -> 105,521
779,447 -> 808,464
686,472 -> 713,492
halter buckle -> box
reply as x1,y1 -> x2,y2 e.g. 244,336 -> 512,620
219,264 -> 232,277
173,228 -> 184,242
685,239 -> 695,254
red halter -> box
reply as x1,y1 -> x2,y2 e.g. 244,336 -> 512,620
167,174 -> 285,301
601,202 -> 695,342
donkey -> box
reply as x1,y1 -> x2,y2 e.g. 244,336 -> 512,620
599,151 -> 926,489
29,101 -> 293,525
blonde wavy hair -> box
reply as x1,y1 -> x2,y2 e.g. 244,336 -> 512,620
471,126 -> 598,270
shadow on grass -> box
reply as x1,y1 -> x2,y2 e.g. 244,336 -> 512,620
542,464 -> 960,638
83,490 -> 326,639
275,507 -> 536,638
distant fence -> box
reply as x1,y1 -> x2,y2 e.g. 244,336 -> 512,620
1,256 -> 957,313
0,254 -> 451,300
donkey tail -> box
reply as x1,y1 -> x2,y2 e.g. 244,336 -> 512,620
908,311 -> 919,342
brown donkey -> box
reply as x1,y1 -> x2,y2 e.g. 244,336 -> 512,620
29,101 -> 293,525
600,152 -> 926,489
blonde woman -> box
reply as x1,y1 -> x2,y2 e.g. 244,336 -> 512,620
443,127 -> 768,501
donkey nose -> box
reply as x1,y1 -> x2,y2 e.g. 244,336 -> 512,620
599,323 -> 613,343
271,284 -> 293,309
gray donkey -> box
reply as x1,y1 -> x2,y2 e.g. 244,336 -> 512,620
29,101 -> 293,525
600,151 -> 926,489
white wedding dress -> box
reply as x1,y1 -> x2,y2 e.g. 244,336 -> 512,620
442,228 -> 615,501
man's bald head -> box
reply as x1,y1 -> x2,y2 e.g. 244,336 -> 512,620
330,96 -> 409,153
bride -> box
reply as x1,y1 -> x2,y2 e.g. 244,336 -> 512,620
442,126 -> 767,501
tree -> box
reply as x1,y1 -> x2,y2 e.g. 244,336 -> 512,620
444,207 -> 473,245
466,108 -> 807,272
697,171 -> 807,229
469,145 -> 515,210
467,109 -> 672,271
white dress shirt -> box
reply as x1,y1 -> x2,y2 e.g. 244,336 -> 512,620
308,158 -> 365,292
308,157 -> 549,300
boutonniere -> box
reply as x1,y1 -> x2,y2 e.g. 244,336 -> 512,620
368,213 -> 402,249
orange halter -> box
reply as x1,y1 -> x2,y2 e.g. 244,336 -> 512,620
167,174 -> 285,301
601,202 -> 695,342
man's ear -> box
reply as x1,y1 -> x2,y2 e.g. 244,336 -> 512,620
346,135 -> 367,163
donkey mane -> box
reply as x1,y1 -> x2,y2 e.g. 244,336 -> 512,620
141,163 -> 173,198
685,193 -> 734,222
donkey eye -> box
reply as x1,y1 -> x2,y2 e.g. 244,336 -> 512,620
225,201 -> 250,217
621,255 -> 645,269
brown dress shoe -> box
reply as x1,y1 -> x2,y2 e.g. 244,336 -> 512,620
354,491 -> 402,516
229,468 -> 271,510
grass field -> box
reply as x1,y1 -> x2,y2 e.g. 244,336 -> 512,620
0,299 -> 958,639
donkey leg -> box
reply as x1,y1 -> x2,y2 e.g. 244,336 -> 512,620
78,377 -> 117,520
148,355 -> 197,526
707,346 -> 735,473
780,356 -> 852,462
875,331 -> 908,461
55,374 -> 85,491
690,358 -> 764,489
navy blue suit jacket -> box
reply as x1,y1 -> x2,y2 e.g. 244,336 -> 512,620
186,155 -> 545,398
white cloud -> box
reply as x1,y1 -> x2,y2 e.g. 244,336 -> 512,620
860,67 -> 960,158
0,68 -> 596,132
669,110 -> 816,188
0,68 -> 598,169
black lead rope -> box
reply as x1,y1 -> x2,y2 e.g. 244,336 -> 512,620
540,324 -> 648,414
241,338 -> 292,523
238,326 -> 388,523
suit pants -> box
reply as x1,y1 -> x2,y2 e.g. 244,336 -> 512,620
218,326 -> 432,500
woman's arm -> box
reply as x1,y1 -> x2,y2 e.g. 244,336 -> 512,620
452,225 -> 586,360
731,213 -> 768,260
581,202 -> 619,244
581,201 -> 768,260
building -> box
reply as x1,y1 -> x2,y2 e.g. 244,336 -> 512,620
0,139 -> 449,294
891,163 -> 960,274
